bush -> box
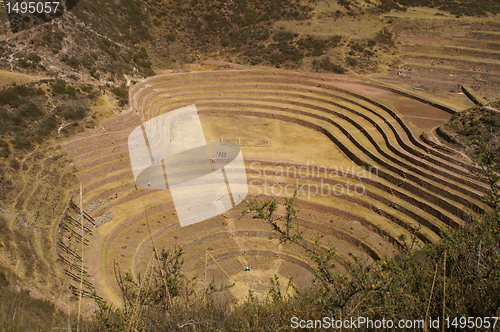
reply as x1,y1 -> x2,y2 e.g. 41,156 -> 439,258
272,31 -> 295,42
297,36 -> 329,56
9,159 -> 20,170
364,49 -> 375,56
0,276 -> 96,331
26,53 -> 41,63
64,56 -> 80,69
133,47 -> 148,63
269,53 -> 285,66
0,85 -> 44,108
394,0 -> 500,16
377,0 -> 407,13
339,0 -> 352,10
0,89 -> 21,107
0,271 -> 7,287
351,43 -> 365,52
11,136 -> 32,151
266,42 -> 304,66
312,59 -> 346,74
61,106 -> 88,121
346,56 -> 358,66
51,80 -> 67,95
0,140 -> 10,158
110,84 -> 129,107
375,27 -> 395,45
18,59 -> 32,69
36,115 -> 59,139
18,103 -> 43,120
51,80 -> 77,98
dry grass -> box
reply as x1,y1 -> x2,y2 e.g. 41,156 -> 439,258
0,70 -> 45,87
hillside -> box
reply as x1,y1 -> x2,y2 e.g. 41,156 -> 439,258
442,101 -> 500,150
1,0 -> 498,87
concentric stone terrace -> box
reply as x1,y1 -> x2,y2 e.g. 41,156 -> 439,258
62,69 -> 490,304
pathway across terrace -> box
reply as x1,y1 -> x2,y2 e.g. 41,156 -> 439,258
61,67 -> 491,305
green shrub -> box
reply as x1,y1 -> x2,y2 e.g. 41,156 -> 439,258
11,136 -> 32,151
351,43 -> 365,52
395,0 -> 500,16
266,42 -> 304,66
346,56 -> 359,66
26,53 -> 41,63
0,89 -> 21,107
63,56 -> 81,69
375,27 -> 394,45
110,84 -> 129,106
364,49 -> 375,56
12,85 -> 43,97
42,31 -> 64,49
10,114 -> 23,127
51,80 -> 77,97
0,85 -> 43,108
80,54 -> 96,69
338,0 -> 352,10
18,59 -> 32,69
50,79 -> 68,95
272,31 -> 296,43
9,159 -> 20,170
36,115 -> 59,139
0,271 -> 8,287
377,0 -> 407,13
0,140 -> 10,158
312,59 -> 346,74
79,85 -> 94,94
18,103 -> 43,120
330,35 -> 343,45
133,47 -> 148,62
61,106 -> 88,121
297,36 -> 330,56
269,53 -> 285,66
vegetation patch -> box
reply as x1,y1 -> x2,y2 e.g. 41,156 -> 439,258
442,101 -> 500,159
0,81 -> 99,153
110,84 -> 129,107
395,0 -> 500,16
312,58 -> 346,74
0,267 -> 95,331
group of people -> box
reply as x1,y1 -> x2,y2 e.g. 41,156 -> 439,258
213,151 -> 227,158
